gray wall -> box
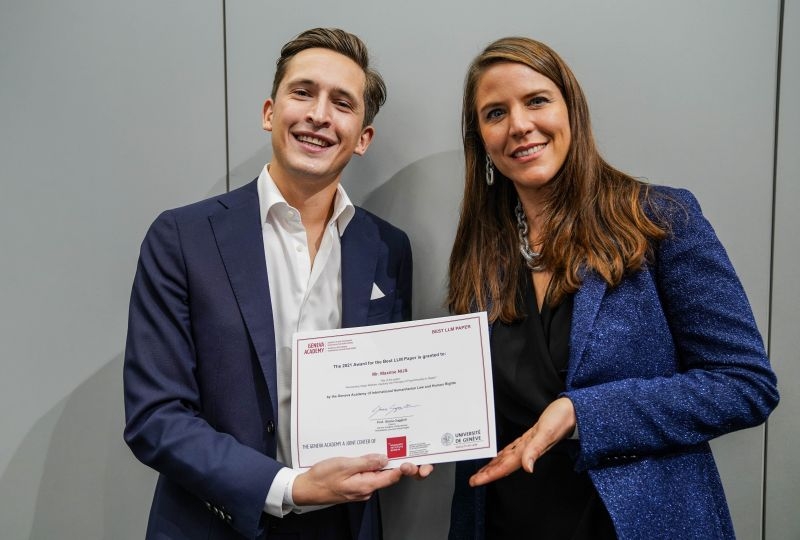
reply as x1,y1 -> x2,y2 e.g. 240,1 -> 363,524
0,1 -> 795,538
0,2 -> 226,538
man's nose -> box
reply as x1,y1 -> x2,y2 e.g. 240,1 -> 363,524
307,98 -> 332,126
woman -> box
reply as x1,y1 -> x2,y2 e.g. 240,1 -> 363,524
447,37 -> 779,539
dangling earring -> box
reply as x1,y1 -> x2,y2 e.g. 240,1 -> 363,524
485,154 -> 495,186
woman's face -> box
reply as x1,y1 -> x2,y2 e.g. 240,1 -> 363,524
475,62 -> 571,194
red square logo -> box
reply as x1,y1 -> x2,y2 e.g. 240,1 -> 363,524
386,436 -> 407,459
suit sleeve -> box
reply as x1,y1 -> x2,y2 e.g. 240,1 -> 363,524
564,188 -> 779,470
123,211 -> 281,539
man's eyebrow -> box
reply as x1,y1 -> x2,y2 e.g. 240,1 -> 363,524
286,77 -> 316,88
286,78 -> 361,107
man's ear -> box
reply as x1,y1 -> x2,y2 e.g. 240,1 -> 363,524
262,99 -> 274,132
353,125 -> 375,156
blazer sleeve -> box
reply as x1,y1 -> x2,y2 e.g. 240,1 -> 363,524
564,188 -> 779,470
123,211 -> 281,539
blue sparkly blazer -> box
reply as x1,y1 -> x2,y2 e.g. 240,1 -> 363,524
448,187 -> 779,540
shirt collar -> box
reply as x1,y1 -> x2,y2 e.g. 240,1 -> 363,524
256,164 -> 355,236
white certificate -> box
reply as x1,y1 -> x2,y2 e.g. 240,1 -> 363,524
291,312 -> 496,469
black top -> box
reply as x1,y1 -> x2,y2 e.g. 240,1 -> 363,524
485,272 -> 616,539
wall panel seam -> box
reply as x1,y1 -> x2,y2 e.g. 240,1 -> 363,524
223,0 -> 230,193
763,0 -> 786,538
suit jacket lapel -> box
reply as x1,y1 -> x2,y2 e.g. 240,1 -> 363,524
209,181 -> 279,418
567,270 -> 607,386
341,209 -> 379,329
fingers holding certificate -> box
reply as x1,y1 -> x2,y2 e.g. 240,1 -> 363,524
291,313 -> 496,469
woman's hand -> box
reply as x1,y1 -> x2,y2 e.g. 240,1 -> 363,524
469,397 -> 576,487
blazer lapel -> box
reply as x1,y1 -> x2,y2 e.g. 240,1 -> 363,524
340,210 -> 380,328
209,181 -> 279,418
567,270 -> 607,386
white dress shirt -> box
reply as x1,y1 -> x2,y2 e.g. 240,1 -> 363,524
257,165 -> 355,517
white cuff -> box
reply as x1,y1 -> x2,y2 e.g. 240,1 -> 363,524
263,467 -> 300,517
263,468 -> 334,516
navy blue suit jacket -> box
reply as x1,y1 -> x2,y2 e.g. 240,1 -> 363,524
124,179 -> 412,539
449,187 -> 779,539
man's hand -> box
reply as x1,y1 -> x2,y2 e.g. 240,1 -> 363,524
399,462 -> 434,479
469,397 -> 576,487
292,454 -> 431,505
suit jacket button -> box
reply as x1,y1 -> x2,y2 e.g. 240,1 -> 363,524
266,420 -> 275,434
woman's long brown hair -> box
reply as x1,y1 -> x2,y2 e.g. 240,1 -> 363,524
447,37 -> 668,323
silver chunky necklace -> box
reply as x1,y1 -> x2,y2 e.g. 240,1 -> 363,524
515,199 -> 544,271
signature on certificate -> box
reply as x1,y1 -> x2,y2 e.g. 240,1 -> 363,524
368,403 -> 420,419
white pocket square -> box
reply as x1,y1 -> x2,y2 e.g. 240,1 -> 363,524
370,283 -> 385,300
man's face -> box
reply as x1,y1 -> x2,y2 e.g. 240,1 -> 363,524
263,48 -> 374,189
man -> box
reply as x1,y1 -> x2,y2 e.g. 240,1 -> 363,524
124,28 -> 427,540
